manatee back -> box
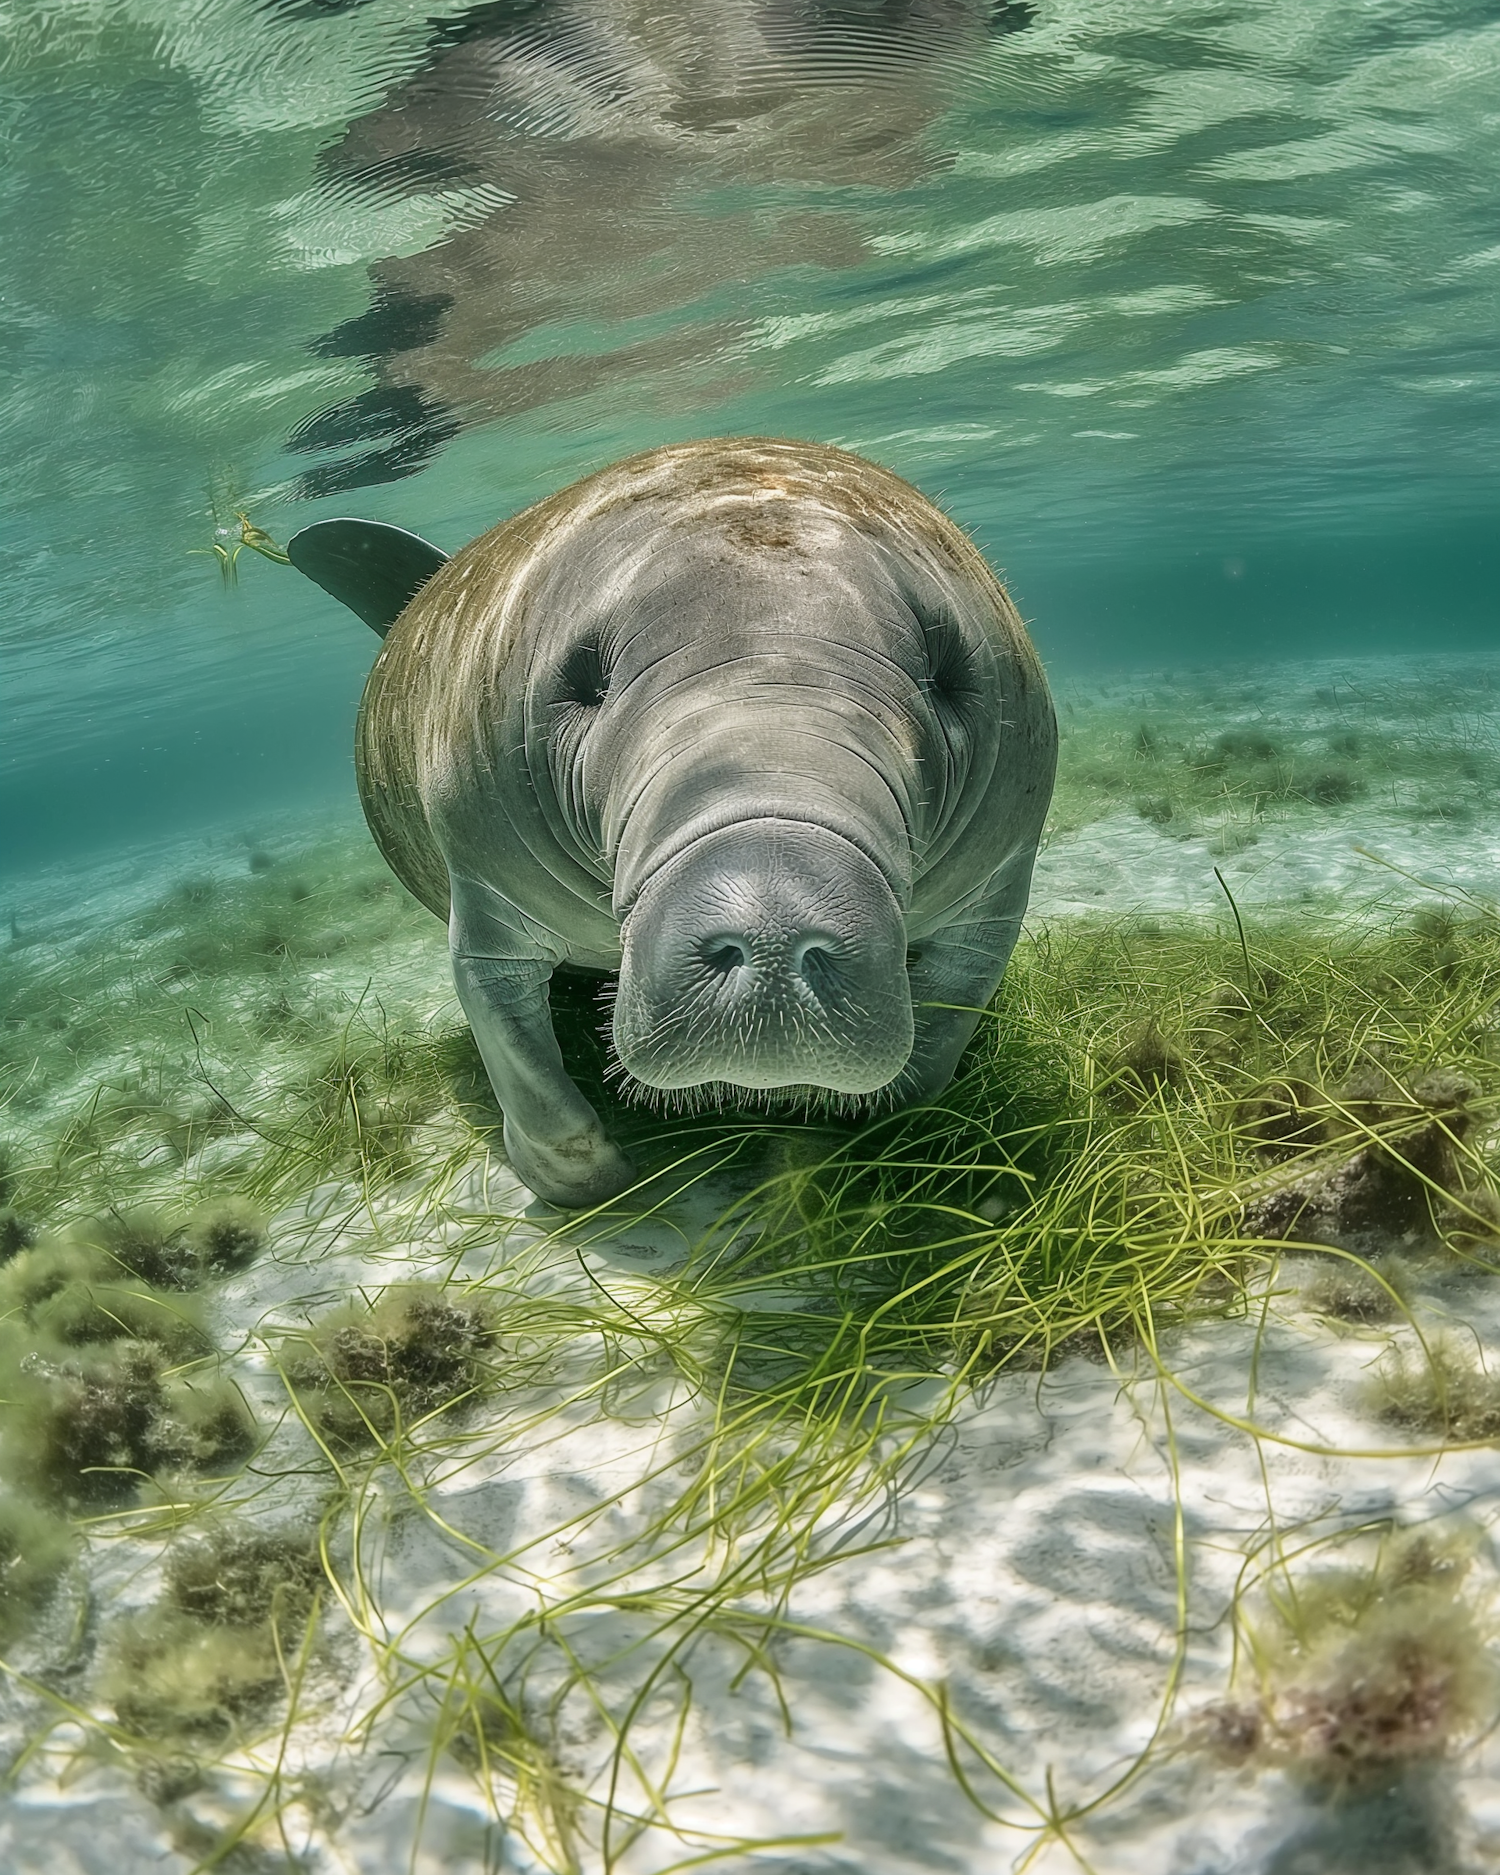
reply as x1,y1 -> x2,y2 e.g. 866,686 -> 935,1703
353,476 -> 588,922
354,687 -> 452,920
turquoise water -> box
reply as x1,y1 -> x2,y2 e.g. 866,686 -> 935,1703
4,0 -> 1498,871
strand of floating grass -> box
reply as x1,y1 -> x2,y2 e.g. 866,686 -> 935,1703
182,1007 -> 291,1149
422,1612 -> 589,1870
1245,1267 -> 1312,1642
1354,844 -> 1498,918
1212,866 -> 1256,1002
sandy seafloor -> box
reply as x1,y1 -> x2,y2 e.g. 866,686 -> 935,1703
4,653 -> 1500,1875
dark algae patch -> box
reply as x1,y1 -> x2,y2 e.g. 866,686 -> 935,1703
281,1283 -> 499,1449
102,1522 -> 325,1743
1197,1527 -> 1500,1789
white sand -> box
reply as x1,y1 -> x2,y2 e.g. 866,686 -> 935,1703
7,1185 -> 1500,1873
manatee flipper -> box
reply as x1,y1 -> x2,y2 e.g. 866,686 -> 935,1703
286,519 -> 447,636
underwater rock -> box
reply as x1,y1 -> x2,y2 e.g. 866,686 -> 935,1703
134,1756 -> 205,1805
27,1275 -> 208,1356
1243,1068 -> 1478,1251
102,1526 -> 324,1743
1238,1069 -> 1327,1158
0,1223 -> 227,1356
105,1612 -> 292,1743
1443,1186 -> 1500,1249
164,1523 -> 322,1629
1211,730 -> 1278,764
1303,768 -> 1359,806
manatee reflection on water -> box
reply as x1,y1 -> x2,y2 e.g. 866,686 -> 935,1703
285,0 -> 1037,495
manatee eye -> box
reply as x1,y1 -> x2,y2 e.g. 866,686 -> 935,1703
916,608 -> 977,709
558,640 -> 607,709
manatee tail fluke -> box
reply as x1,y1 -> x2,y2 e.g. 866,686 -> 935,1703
286,519 -> 447,636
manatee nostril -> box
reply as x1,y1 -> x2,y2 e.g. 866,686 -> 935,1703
700,938 -> 750,976
795,943 -> 838,999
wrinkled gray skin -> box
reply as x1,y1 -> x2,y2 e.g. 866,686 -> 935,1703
356,438 -> 1056,1206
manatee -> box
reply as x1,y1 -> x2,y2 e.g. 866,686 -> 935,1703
288,437 -> 1057,1207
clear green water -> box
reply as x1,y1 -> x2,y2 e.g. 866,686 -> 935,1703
3,0 -> 1497,870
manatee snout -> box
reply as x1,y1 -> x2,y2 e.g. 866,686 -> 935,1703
614,820 -> 914,1096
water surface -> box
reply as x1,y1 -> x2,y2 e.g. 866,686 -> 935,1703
3,0 -> 1497,870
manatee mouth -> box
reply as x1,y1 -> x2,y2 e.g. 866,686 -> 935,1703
612,820 -> 913,1095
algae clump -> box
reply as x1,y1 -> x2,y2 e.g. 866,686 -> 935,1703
184,1198 -> 270,1275
1200,1527 -> 1500,1788
102,1524 -> 323,1742
0,1493 -> 78,1645
281,1283 -> 498,1449
1367,1338 -> 1500,1443
1,1342 -> 254,1506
